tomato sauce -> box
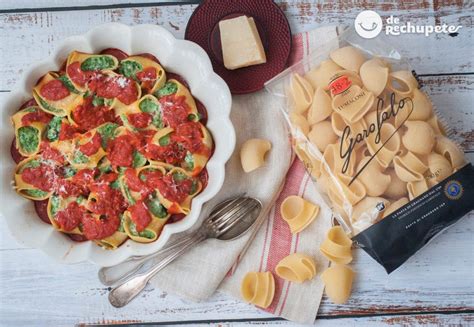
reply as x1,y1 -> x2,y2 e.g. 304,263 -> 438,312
195,98 -> 208,125
106,133 -> 138,167
145,142 -> 186,165
81,213 -> 120,240
156,174 -> 192,204
173,122 -> 209,155
139,168 -> 163,189
40,79 -> 70,101
124,168 -> 150,195
136,53 -> 160,64
21,108 -> 52,125
67,61 -> 89,87
21,163 -> 56,192
79,133 -> 102,156
128,112 -> 152,129
89,74 -> 138,105
136,67 -> 157,92
11,138 -> 26,164
40,142 -> 65,164
34,200 -> 51,224
160,95 -> 191,128
72,96 -> 116,131
166,72 -> 189,88
59,122 -> 78,141
55,201 -> 84,231
129,201 -> 152,232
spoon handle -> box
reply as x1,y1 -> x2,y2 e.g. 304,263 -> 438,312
108,232 -> 206,308
98,235 -> 196,286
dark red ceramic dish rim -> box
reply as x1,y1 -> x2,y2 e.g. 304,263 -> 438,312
184,0 -> 292,94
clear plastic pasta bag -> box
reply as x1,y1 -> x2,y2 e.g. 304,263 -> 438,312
265,27 -> 474,273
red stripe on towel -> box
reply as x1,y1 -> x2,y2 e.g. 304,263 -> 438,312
263,160 -> 306,314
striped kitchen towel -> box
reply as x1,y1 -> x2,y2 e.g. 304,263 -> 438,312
149,26 -> 338,324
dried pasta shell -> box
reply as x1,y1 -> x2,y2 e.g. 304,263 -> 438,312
329,46 -> 366,72
427,115 -> 446,136
241,271 -> 275,308
351,197 -> 390,234
321,264 -> 355,304
407,179 -> 429,200
294,142 -> 322,178
305,59 -> 343,89
435,136 -> 466,169
387,71 -> 416,98
331,111 -> 347,137
327,173 -> 366,207
366,122 -> 401,168
332,85 -> 374,123
308,87 -> 333,124
322,144 -> 356,177
308,121 -> 338,152
280,195 -> 320,234
408,89 -> 432,121
383,197 -> 409,217
289,73 -> 313,114
390,70 -> 419,92
383,169 -> 408,198
427,153 -> 453,183
275,253 -> 317,283
328,70 -> 364,93
320,226 -> 353,264
360,58 -> 390,97
240,139 -> 272,173
340,118 -> 368,152
356,157 -> 391,196
393,151 -> 428,182
402,121 -> 435,155
289,112 -> 310,136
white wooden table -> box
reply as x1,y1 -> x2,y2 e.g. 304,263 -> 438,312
0,1 -> 473,326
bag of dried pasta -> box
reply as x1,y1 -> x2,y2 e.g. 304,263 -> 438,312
265,27 -> 474,273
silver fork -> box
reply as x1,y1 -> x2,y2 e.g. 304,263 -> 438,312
108,196 -> 261,308
99,195 -> 247,287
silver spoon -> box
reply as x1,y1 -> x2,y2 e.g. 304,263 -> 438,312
108,196 -> 262,308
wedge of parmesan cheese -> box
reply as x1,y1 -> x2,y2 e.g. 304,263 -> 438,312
219,15 -> 267,70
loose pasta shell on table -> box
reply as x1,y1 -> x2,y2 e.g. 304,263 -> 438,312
240,139 -> 272,173
289,112 -> 310,136
329,46 -> 366,72
356,156 -> 391,197
275,253 -> 317,283
402,121 -> 435,155
320,226 -> 353,264
383,197 -> 409,217
280,195 -> 320,234
366,122 -> 401,168
393,151 -> 428,182
321,264 -> 355,304
386,70 -> 417,98
308,121 -> 338,152
307,87 -> 333,124
408,179 -> 429,200
427,153 -> 453,183
289,73 -> 314,114
408,89 -> 433,121
332,85 -> 374,124
241,271 -> 275,308
435,136 -> 466,170
305,59 -> 343,89
351,197 -> 390,234
360,58 -> 390,97
383,169 -> 408,198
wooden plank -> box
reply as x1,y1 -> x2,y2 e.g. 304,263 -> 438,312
0,0 -> 472,91
0,212 -> 472,326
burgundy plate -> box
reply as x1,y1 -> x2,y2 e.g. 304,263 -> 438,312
185,0 -> 292,94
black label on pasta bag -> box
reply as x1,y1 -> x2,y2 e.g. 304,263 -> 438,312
353,163 -> 474,273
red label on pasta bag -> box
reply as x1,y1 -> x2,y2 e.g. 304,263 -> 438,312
329,75 -> 352,95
